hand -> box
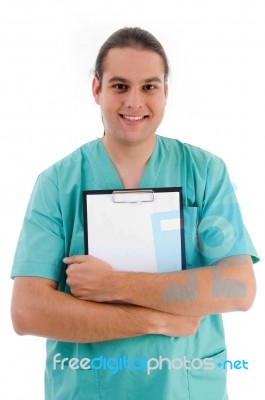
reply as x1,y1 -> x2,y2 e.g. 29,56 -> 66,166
132,304 -> 202,337
157,314 -> 202,337
64,255 -> 114,302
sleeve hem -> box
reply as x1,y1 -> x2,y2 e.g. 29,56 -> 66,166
11,262 -> 64,282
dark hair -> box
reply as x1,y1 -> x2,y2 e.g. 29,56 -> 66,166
94,27 -> 169,87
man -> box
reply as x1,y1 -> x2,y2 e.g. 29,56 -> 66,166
11,27 -> 258,399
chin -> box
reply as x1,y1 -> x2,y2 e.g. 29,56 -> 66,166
119,130 -> 155,142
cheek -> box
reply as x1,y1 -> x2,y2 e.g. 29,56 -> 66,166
153,100 -> 166,117
100,104 -> 120,128
103,106 -> 117,120
101,96 -> 118,114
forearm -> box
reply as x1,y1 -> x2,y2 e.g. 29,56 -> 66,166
112,256 -> 256,316
11,277 -> 151,342
11,277 -> 201,342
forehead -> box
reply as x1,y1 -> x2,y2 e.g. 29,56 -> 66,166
102,47 -> 165,82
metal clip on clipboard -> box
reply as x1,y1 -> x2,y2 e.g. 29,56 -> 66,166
112,190 -> 154,203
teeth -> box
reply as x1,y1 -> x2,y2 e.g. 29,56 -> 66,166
122,115 -> 145,121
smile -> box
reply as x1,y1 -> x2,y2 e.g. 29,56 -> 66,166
120,114 -> 147,121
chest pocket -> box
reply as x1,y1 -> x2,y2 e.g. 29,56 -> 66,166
183,207 -> 204,269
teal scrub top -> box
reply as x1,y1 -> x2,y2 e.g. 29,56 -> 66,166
11,135 -> 259,400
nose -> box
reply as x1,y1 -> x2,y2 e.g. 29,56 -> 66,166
124,87 -> 143,109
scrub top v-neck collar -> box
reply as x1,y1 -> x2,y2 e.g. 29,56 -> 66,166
95,135 -> 169,190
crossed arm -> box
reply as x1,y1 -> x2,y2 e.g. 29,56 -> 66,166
11,254 -> 256,343
64,253 -> 256,316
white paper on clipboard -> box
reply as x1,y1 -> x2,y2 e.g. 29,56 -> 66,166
83,188 -> 186,273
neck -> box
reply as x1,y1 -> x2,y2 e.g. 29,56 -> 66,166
101,134 -> 156,167
101,134 -> 157,189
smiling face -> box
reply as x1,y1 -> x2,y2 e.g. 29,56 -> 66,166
92,47 -> 168,147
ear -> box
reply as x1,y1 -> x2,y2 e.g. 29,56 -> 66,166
92,76 -> 101,105
164,80 -> 168,100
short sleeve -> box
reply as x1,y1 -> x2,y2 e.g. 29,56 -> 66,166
11,170 -> 65,281
196,157 -> 259,265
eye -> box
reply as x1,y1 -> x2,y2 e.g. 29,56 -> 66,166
112,84 -> 128,91
143,84 -> 157,91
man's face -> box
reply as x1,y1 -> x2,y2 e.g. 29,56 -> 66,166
92,47 -> 168,146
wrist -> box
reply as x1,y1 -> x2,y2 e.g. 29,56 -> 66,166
133,306 -> 162,335
108,270 -> 128,302
146,311 -> 165,335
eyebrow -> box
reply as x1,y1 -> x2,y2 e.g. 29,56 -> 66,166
108,76 -> 163,84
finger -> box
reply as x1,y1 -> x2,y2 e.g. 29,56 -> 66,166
63,255 -> 89,264
65,264 -> 74,275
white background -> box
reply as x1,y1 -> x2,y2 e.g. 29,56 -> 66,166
1,0 -> 264,398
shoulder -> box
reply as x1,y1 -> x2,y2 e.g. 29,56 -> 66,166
36,139 -> 98,185
159,135 -> 226,169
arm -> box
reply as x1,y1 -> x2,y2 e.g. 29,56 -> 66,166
114,255 -> 256,316
65,254 -> 256,317
11,276 -> 202,342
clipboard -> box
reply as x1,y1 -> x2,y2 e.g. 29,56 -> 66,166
83,187 -> 186,273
